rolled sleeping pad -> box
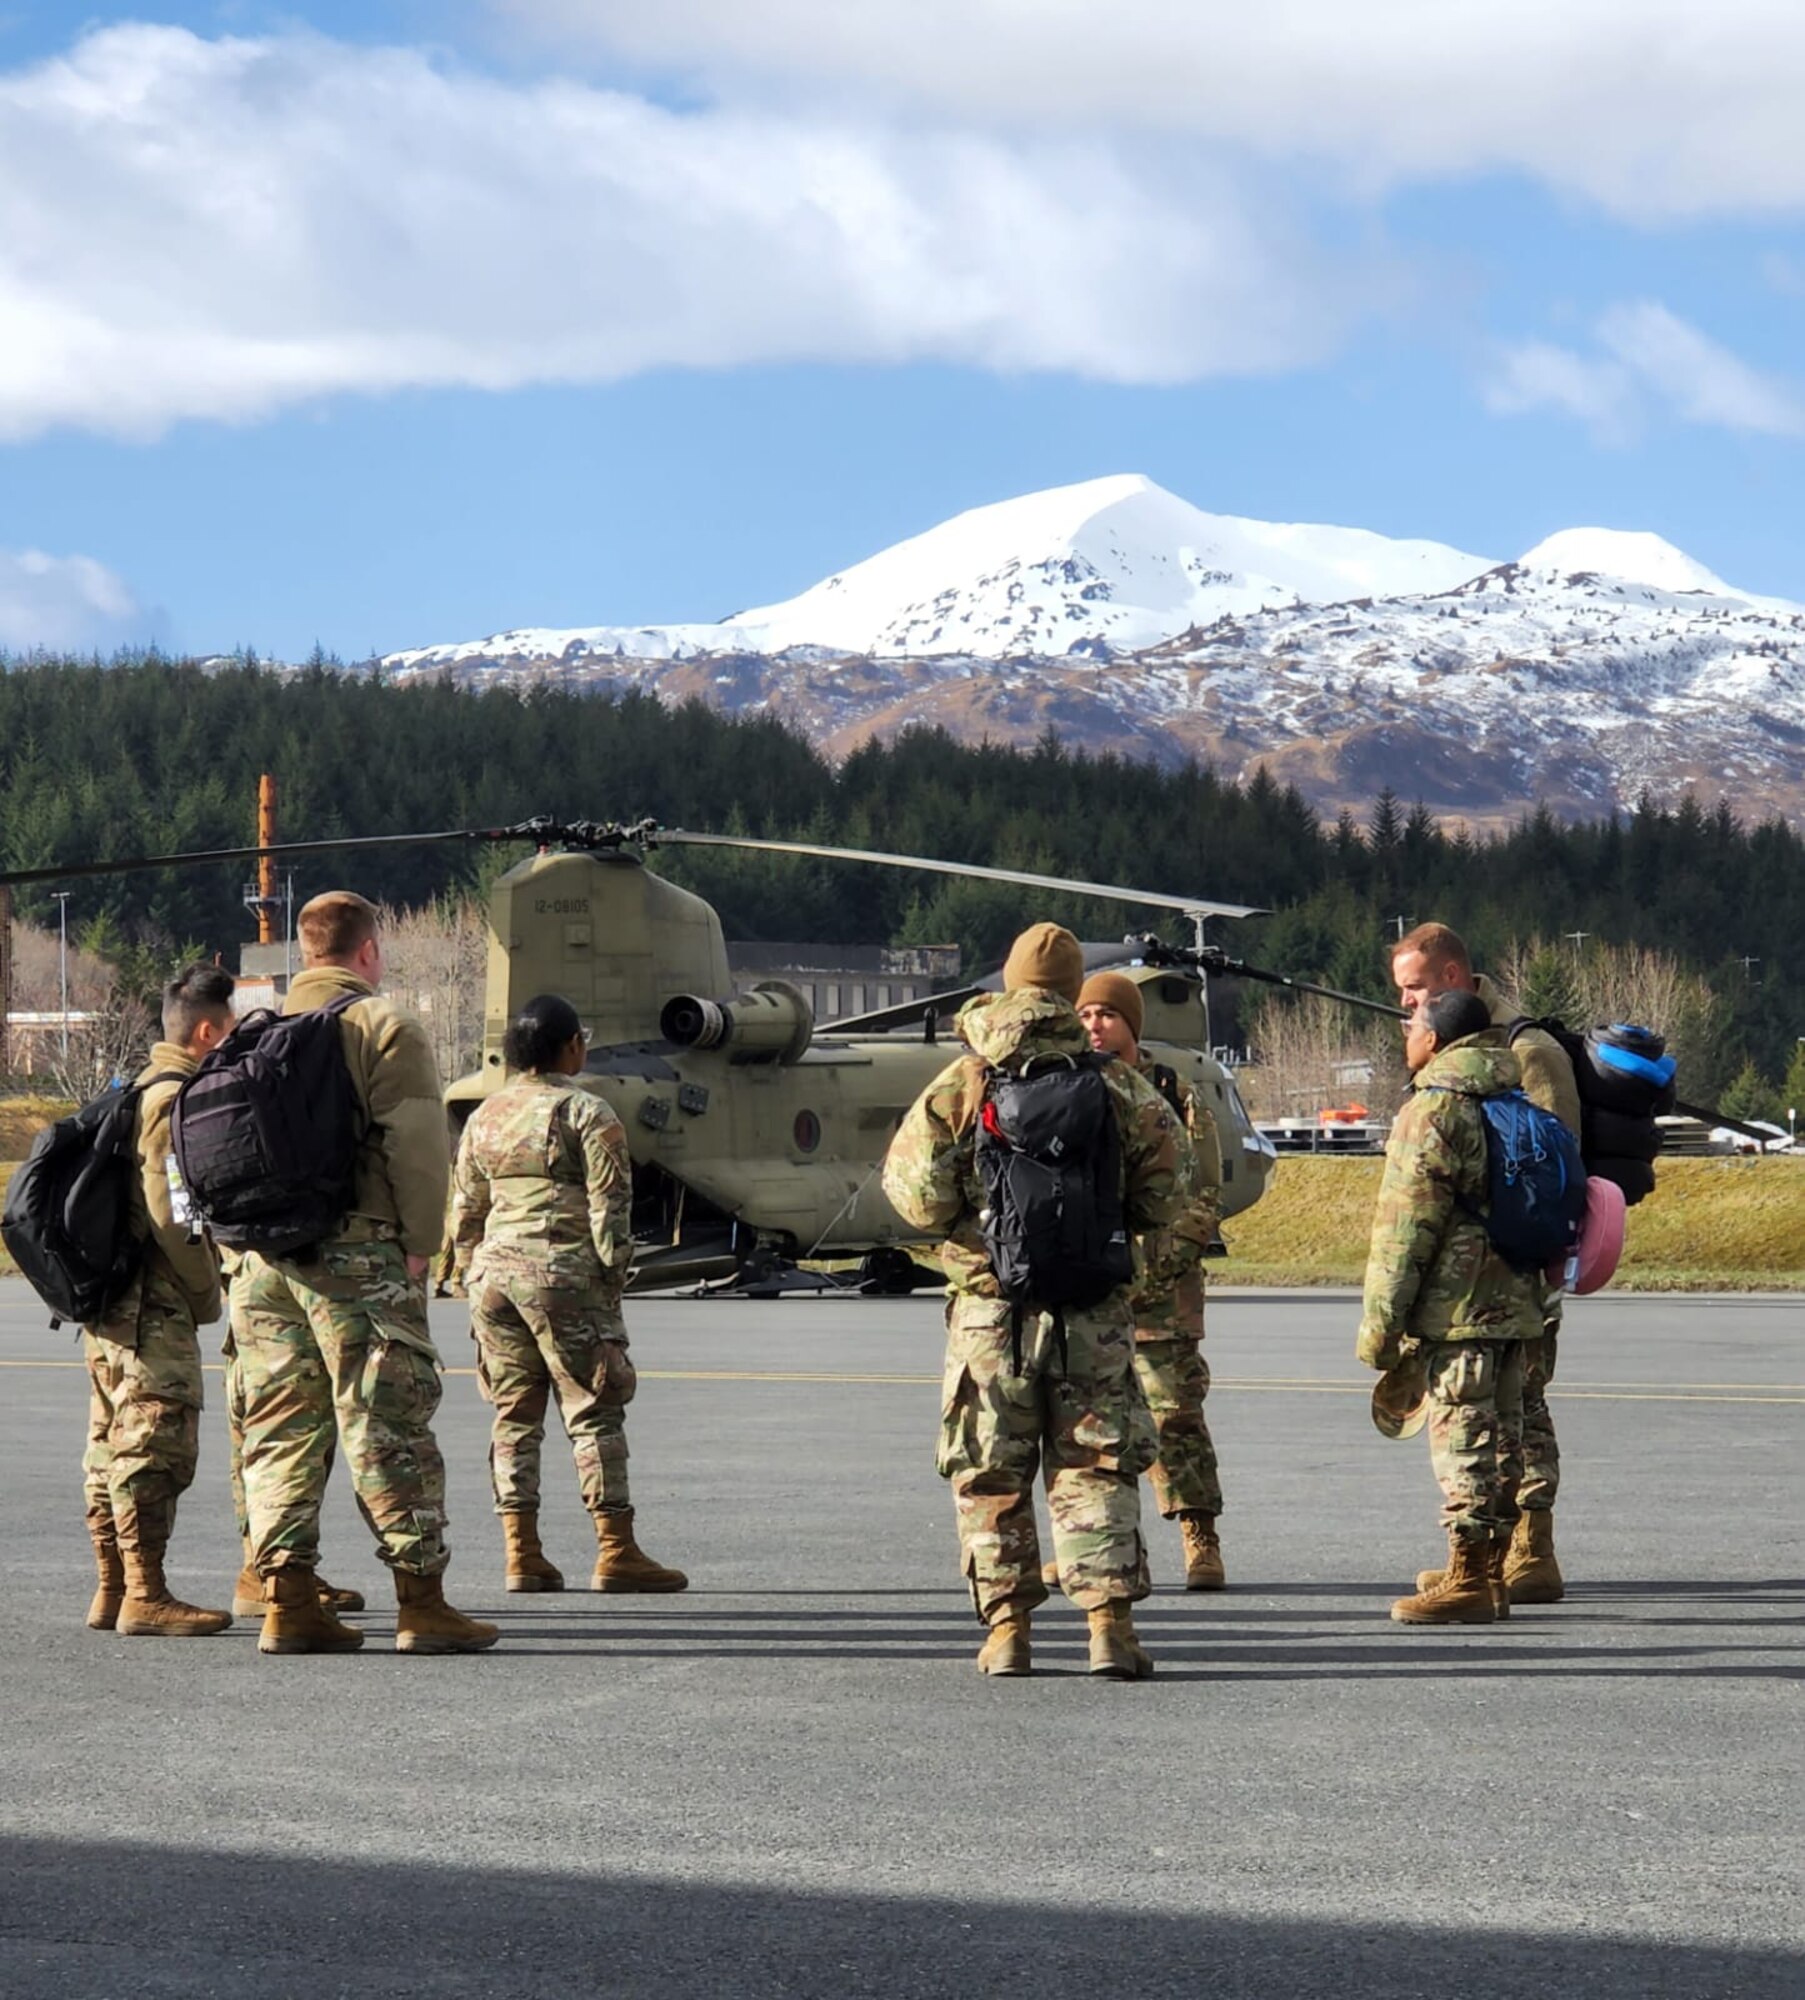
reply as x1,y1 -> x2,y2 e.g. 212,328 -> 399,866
1585,1026 -> 1678,1115
1584,1105 -> 1667,1164
1545,1174 -> 1627,1295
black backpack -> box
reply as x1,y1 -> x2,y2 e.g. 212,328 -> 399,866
171,994 -> 363,1259
2,1078 -> 175,1326
1508,1018 -> 1676,1206
974,1052 -> 1134,1366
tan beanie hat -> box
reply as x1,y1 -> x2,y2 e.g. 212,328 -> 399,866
1076,970 -> 1144,1041
1002,922 -> 1085,1002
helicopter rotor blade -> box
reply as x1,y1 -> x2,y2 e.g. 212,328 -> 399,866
648,831 -> 1265,923
0,816 -> 655,892
0,829 -> 500,891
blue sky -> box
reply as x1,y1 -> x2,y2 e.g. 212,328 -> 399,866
1,3 -> 1801,658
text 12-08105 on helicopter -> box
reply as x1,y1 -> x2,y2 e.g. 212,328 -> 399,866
440,826 -> 1276,1294
0,813 -> 1275,1297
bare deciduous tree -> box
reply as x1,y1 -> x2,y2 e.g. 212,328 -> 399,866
1235,992 -> 1409,1125
374,899 -> 491,1085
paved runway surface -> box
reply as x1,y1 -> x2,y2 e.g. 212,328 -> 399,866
1,1278 -> 1799,1997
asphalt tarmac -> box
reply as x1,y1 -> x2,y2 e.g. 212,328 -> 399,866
0,1279 -> 1798,1998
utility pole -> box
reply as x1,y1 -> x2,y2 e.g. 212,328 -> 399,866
0,884 -> 10,1080
1739,955 -> 1761,978
1390,915 -> 1415,940
53,891 -> 70,1060
1563,930 -> 1590,954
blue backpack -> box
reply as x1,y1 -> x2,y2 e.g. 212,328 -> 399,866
1464,1090 -> 1589,1273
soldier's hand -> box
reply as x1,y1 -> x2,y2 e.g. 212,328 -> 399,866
405,1253 -> 430,1282
1355,1322 -> 1404,1372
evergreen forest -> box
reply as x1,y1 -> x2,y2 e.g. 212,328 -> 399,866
2,657 -> 1800,1103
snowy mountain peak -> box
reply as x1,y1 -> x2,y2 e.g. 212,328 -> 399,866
725,474 -> 1495,657
383,476 -> 1791,687
1517,528 -> 1735,597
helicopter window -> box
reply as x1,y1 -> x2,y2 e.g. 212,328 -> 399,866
824,985 -> 841,1016
793,1110 -> 822,1153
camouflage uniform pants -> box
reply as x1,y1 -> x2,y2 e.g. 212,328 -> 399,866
1133,1334 -> 1221,1519
222,1334 -> 343,1543
470,1277 -> 635,1517
1425,1339 -> 1525,1546
1518,1320 -> 1560,1513
82,1270 -> 203,1553
230,1238 -> 449,1577
937,1294 -> 1154,1619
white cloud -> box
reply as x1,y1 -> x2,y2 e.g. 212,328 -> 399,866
498,0 -> 1805,222
0,549 -> 151,653
1485,303 -> 1805,441
1598,302 -> 1805,436
1483,342 -> 1636,440
0,26 -> 1377,441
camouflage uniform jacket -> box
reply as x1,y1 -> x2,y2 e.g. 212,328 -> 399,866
1356,1031 -> 1547,1358
451,1074 -> 633,1301
1474,972 -> 1582,1137
881,988 -> 1184,1300
86,1042 -> 221,1341
1129,1056 -> 1222,1320
283,966 -> 449,1258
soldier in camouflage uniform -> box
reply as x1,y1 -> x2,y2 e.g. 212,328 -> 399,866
229,891 -> 497,1656
882,923 -> 1182,1680
221,1314 -> 364,1621
1076,972 -> 1227,1590
1355,989 -> 1546,1625
450,992 -> 685,1594
1393,922 -> 1578,1603
80,965 -> 239,1637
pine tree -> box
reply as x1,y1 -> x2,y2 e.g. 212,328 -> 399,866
1719,1060 -> 1782,1128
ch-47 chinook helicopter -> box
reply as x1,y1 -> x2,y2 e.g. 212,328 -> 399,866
0,814 -> 1289,1294
441,819 -> 1283,1292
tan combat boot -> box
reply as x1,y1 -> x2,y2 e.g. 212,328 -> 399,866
117,1548 -> 233,1638
502,1510 -> 565,1593
591,1509 -> 688,1593
258,1567 -> 365,1654
1503,1510 -> 1564,1604
1485,1538 -> 1512,1620
1040,1560 -> 1061,1590
1390,1538 -> 1496,1624
232,1551 -> 262,1619
1179,1512 -> 1226,1591
1417,1531 -> 1512,1617
393,1571 -> 500,1654
977,1604 -> 1032,1676
235,1538 -> 365,1618
317,1572 -> 365,1613
1086,1602 -> 1155,1680
86,1515 -> 124,1631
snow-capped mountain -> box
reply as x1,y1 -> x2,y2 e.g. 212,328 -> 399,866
386,474 -> 1494,668
381,476 -> 1805,826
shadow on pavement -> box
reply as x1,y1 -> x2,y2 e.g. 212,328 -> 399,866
2,1835 -> 1799,2000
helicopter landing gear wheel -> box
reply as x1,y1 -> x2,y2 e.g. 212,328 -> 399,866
856,1248 -> 939,1296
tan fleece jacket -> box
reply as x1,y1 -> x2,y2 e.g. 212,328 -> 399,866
1473,973 -> 1584,1137
135,1042 -> 222,1323
282,966 -> 450,1258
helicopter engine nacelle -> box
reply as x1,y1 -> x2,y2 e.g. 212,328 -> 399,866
660,980 -> 813,1065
